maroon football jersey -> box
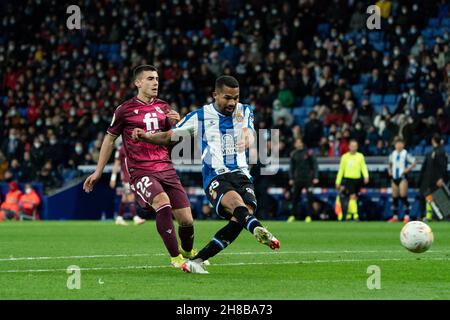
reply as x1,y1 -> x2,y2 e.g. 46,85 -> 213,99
107,97 -> 174,176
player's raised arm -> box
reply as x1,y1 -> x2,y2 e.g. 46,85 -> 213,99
83,133 -> 117,193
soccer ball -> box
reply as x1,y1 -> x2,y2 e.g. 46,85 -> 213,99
400,221 -> 434,253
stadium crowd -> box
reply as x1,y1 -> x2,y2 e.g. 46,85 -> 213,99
0,0 -> 449,194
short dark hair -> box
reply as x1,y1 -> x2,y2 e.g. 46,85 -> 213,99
394,137 -> 404,144
431,133 -> 442,145
215,75 -> 239,91
133,64 -> 158,80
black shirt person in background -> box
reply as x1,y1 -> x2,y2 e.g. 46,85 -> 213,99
288,138 -> 319,223
418,134 -> 449,221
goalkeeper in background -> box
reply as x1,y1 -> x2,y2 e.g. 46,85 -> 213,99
335,139 -> 369,221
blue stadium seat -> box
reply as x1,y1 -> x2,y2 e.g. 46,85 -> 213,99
369,94 -> 383,105
292,107 -> 304,117
383,94 -> 399,105
373,104 -> 383,114
445,145 -> 450,154
424,146 -> 433,154
421,28 -> 434,38
317,23 -> 330,36
428,18 -> 440,28
411,146 -> 423,156
359,74 -> 371,85
109,43 -> 120,53
386,104 -> 397,113
368,31 -> 383,42
351,84 -> 365,97
302,96 -> 316,107
372,41 -> 385,52
443,18 -> 450,28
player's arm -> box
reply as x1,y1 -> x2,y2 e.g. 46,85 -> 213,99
335,154 -> 346,188
110,156 -> 120,189
237,105 -> 256,152
361,154 -> 369,184
311,153 -> 319,184
403,154 -> 416,176
83,133 -> 117,193
387,154 -> 393,177
132,128 -> 179,146
288,151 -> 296,186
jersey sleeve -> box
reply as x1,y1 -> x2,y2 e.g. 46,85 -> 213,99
245,104 -> 256,132
360,154 -> 369,179
172,111 -> 198,137
406,152 -> 416,165
335,154 -> 346,185
107,105 -> 125,137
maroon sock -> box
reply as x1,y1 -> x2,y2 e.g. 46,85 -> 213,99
118,202 -> 126,217
129,202 -> 136,217
155,204 -> 179,258
178,225 -> 194,252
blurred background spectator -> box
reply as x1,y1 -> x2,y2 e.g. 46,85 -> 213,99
0,0 -> 448,198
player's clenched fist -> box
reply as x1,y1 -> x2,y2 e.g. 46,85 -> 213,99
132,128 -> 146,141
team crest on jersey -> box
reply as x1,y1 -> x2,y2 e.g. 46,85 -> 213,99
222,134 -> 236,155
134,109 -> 139,114
155,107 -> 164,114
236,113 -> 243,122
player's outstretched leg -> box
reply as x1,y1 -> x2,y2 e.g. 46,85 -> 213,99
188,220 -> 244,274
233,206 -> 280,250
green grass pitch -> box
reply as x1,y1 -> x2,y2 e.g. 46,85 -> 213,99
0,220 -> 449,299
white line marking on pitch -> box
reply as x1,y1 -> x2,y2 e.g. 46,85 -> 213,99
0,257 -> 448,273
0,249 -> 447,263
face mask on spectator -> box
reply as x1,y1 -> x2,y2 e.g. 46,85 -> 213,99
75,146 -> 83,154
400,37 -> 406,44
25,188 -> 32,194
93,116 -> 100,124
49,138 -> 57,145
36,119 -> 42,126
34,142 -> 41,148
413,4 -> 418,11
394,49 -> 400,56
382,59 -> 389,67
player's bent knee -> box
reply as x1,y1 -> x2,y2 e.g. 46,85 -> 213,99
173,208 -> 194,226
152,192 -> 171,210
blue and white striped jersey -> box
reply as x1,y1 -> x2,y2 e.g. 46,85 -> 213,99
389,149 -> 416,179
172,103 -> 255,189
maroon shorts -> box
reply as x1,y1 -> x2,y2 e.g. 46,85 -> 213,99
130,168 -> 190,211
